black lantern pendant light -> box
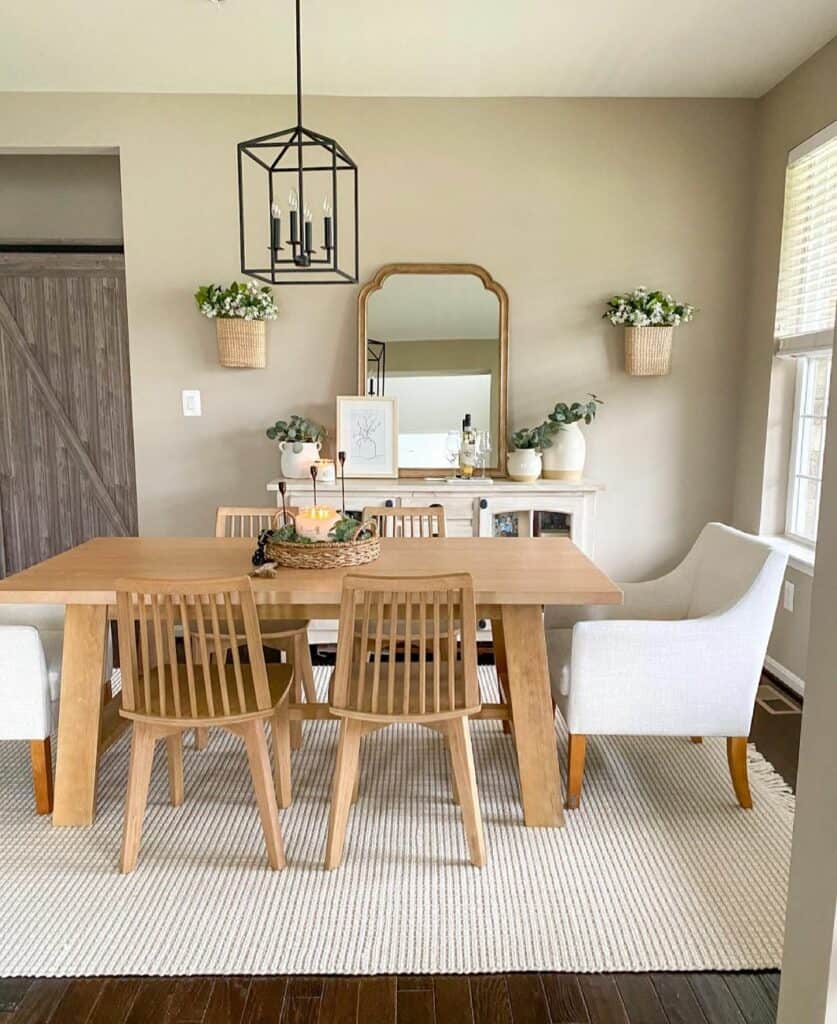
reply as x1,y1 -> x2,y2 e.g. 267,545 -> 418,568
237,0 -> 358,284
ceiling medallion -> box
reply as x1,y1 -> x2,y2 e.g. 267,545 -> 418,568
237,0 -> 358,284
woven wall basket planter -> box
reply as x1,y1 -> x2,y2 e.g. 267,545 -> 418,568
216,318 -> 266,369
624,326 -> 674,376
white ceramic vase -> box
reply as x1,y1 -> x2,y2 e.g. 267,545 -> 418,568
507,448 -> 542,483
279,440 -> 322,479
542,421 -> 586,480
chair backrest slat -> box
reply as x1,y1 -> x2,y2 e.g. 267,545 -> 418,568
114,576 -> 272,724
215,506 -> 299,539
331,573 -> 478,719
362,506 -> 447,540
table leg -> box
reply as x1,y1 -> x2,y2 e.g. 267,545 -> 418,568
501,605 -> 564,828
53,604 -> 109,827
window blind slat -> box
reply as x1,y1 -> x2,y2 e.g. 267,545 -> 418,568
775,130 -> 837,344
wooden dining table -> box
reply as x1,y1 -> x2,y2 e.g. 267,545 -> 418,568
0,535 -> 621,830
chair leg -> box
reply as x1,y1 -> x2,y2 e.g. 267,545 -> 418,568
566,733 -> 587,810
195,728 -> 209,750
446,736 -> 461,805
491,617 -> 512,736
30,738 -> 54,815
294,632 -> 317,703
166,733 -> 184,806
270,711 -> 293,809
120,723 -> 157,873
690,736 -> 703,744
239,720 -> 286,870
351,743 -> 361,805
290,670 -> 303,752
446,718 -> 485,868
727,737 -> 753,809
325,719 -> 363,870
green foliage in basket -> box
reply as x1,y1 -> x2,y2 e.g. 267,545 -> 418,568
545,394 -> 603,430
267,516 -> 360,546
603,287 -> 696,328
195,282 -> 278,321
265,414 -> 327,446
511,424 -> 554,451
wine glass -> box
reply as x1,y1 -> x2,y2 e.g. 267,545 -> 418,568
476,430 -> 492,477
444,430 -> 461,472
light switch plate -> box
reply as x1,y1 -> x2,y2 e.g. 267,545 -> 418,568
783,580 -> 795,612
182,390 -> 202,417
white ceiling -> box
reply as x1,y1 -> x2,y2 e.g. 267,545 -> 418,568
3,0 -> 836,98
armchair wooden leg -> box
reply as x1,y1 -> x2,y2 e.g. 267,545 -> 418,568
30,738 -> 54,815
727,737 -> 753,809
690,737 -> 703,744
566,733 -> 587,810
166,733 -> 184,806
446,718 -> 485,868
325,719 -> 363,870
194,728 -> 209,750
120,724 -> 157,873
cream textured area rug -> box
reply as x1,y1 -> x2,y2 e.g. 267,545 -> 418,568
0,668 -> 793,976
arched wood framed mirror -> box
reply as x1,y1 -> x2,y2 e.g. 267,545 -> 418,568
357,263 -> 509,478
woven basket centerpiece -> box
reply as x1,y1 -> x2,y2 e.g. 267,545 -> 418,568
265,516 -> 380,569
216,318 -> 266,369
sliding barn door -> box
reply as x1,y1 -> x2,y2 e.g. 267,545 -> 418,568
0,252 -> 137,577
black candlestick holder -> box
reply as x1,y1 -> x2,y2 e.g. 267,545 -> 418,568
338,450 -> 347,516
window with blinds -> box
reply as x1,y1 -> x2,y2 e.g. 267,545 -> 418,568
774,122 -> 837,352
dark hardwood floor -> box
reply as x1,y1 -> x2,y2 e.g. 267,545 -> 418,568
0,673 -> 800,1024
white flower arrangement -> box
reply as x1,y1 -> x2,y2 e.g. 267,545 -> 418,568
194,282 -> 279,321
603,287 -> 696,328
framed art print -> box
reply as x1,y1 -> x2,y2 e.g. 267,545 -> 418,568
336,395 -> 399,478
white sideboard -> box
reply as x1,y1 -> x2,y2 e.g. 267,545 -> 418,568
267,477 -> 600,553
266,476 -> 602,644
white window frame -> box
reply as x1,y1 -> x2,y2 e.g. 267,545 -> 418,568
785,352 -> 831,546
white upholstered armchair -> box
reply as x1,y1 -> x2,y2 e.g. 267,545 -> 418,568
0,604 -> 112,814
545,523 -> 788,810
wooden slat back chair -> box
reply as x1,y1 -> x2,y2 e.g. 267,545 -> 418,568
361,504 -> 512,730
116,576 -> 293,873
325,573 -> 485,870
361,505 -> 447,539
195,507 -> 317,752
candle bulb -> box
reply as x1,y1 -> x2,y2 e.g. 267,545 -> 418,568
338,450 -> 346,516
278,479 -> 288,526
303,207 -> 313,255
323,197 -> 333,251
310,462 -> 318,507
270,201 -> 282,251
288,189 -> 300,245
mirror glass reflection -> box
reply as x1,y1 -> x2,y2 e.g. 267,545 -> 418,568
365,274 -> 502,470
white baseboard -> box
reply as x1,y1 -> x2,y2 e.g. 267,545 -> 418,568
765,655 -> 805,697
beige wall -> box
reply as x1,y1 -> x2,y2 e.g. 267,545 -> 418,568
733,36 -> 837,684
0,93 -> 756,578
0,154 -> 123,243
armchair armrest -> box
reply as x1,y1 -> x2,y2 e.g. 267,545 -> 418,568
0,626 -> 52,740
567,608 -> 765,738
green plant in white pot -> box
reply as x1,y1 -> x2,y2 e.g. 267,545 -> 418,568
542,395 -> 603,480
266,415 -> 327,479
507,424 -> 552,482
603,287 -> 696,376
